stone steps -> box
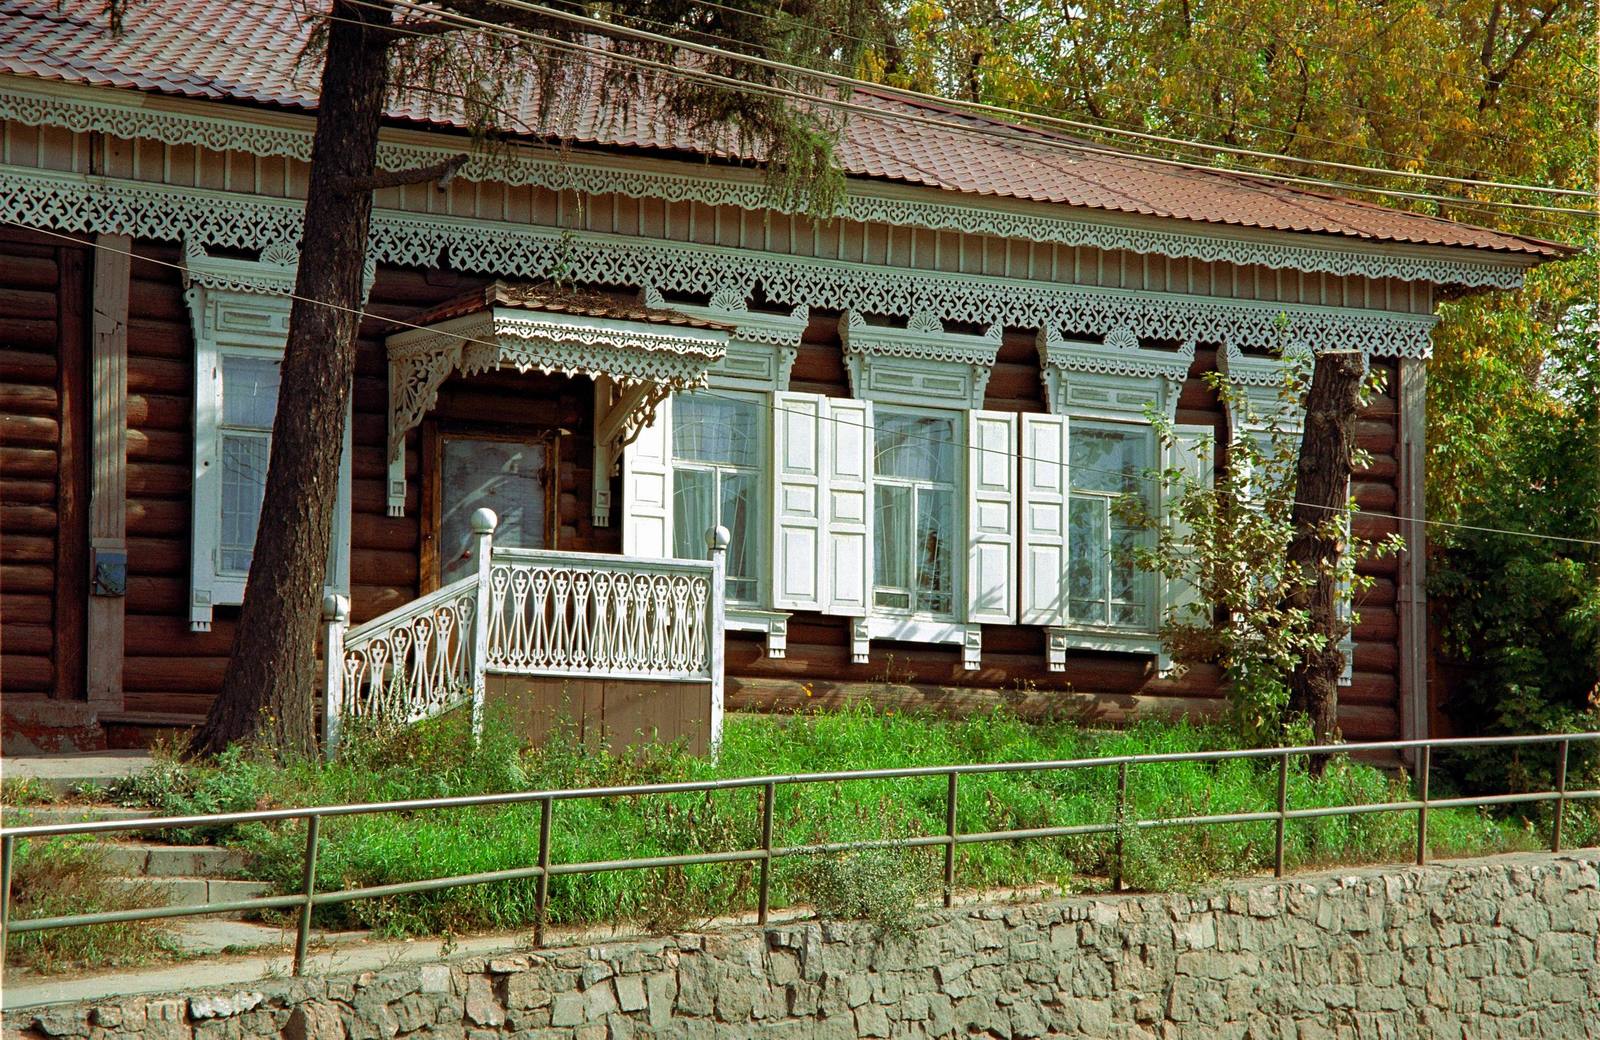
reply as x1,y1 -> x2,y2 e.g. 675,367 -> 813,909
105,875 -> 274,907
86,841 -> 254,878
0,803 -> 154,827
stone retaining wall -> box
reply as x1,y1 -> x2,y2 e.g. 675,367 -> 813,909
6,851 -> 1597,1039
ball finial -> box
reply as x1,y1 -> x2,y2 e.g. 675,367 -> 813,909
470,507 -> 498,534
706,525 -> 731,552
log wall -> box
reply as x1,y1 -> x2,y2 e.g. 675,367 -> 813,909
0,230 -> 1408,742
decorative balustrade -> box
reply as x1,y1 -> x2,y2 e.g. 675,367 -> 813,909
322,510 -> 727,756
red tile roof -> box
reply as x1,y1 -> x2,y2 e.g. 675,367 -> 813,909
0,0 -> 1570,261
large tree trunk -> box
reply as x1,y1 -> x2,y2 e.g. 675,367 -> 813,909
1285,349 -> 1365,759
189,2 -> 395,758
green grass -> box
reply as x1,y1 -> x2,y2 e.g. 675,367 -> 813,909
83,706 -> 1571,942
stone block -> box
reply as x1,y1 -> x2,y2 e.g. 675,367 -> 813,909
550,993 -> 584,1028
283,1002 -> 347,1040
614,975 -> 648,1013
853,1003 -> 891,1037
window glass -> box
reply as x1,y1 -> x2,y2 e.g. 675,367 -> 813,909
1067,421 -> 1155,630
873,410 -> 957,615
440,437 -> 546,584
672,393 -> 762,603
221,356 -> 280,429
216,355 -> 281,575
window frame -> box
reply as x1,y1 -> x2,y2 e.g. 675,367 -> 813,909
1063,417 -> 1160,635
669,388 -> 769,607
870,403 -> 965,621
187,287 -> 352,632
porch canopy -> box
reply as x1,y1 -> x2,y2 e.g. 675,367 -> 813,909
385,281 -> 729,516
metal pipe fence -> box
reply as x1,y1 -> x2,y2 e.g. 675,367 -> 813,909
2,731 -> 1597,976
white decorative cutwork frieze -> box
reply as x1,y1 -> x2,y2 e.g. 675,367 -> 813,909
1038,327 -> 1196,422
0,82 -> 1538,290
384,305 -> 727,516
840,309 -> 1003,409
0,165 -> 1442,359
642,285 -> 807,391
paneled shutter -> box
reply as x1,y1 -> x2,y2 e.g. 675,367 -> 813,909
1019,414 -> 1070,626
622,396 -> 673,558
1165,424 -> 1215,625
824,397 -> 873,616
770,391 -> 827,610
966,410 -> 1018,624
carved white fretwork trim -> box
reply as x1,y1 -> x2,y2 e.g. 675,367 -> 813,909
839,309 -> 1003,409
0,165 -> 1442,359
1038,327 -> 1197,422
0,79 -> 1539,290
641,286 -> 807,391
383,307 -> 727,516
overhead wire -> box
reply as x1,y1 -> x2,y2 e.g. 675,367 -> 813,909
16,222 -> 1599,550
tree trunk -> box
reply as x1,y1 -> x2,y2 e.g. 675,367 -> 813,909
189,2 -> 395,758
1285,349 -> 1365,763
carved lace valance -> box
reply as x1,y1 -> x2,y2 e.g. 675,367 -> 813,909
1037,326 -> 1196,423
384,282 -> 728,516
840,309 -> 1003,409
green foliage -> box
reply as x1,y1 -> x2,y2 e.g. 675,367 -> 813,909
6,839 -> 178,973
1119,359 -> 1402,746
94,709 -> 1537,943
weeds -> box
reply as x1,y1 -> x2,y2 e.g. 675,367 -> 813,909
6,839 -> 178,972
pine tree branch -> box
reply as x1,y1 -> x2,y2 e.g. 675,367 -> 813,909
345,154 -> 469,192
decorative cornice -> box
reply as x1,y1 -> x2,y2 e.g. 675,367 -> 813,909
839,309 -> 1003,365
0,79 -> 1536,290
1217,340 -> 1316,388
640,286 -> 809,347
839,309 -> 1003,408
0,164 -> 1441,359
1038,327 -> 1197,383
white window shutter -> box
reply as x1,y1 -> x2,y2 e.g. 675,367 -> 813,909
966,410 -> 1018,625
1165,424 -> 1215,626
622,395 -> 673,558
770,391 -> 827,610
824,397 -> 873,616
1019,414 -> 1070,626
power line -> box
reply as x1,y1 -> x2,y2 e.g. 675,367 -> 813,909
361,0 -> 1595,222
16,221 -> 1599,550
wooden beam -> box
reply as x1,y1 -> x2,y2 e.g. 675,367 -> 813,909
53,244 -> 90,701
86,234 -> 133,709
1396,358 -> 1428,746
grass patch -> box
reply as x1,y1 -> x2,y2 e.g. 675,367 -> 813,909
93,706 -> 1566,941
5,839 -> 178,973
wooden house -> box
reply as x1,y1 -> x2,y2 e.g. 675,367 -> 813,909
0,0 -> 1571,753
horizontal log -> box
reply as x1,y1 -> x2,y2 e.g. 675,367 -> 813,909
126,461 -> 189,497
2,478 -> 56,504
0,246 -> 59,290
0,563 -> 53,594
127,355 -> 189,395
123,692 -> 220,717
0,534 -> 54,564
351,512 -> 418,552
127,318 -> 192,360
127,499 -> 189,536
1353,481 -> 1398,513
0,413 -> 58,448
0,446 -> 58,479
126,427 -> 189,463
352,548 -> 418,586
0,593 -> 51,626
1353,514 -> 1399,541
126,575 -> 186,614
124,655 -> 227,693
1,622 -> 54,655
0,286 -> 57,321
0,318 -> 57,351
1354,607 -> 1399,643
0,654 -> 53,691
0,348 -> 56,384
127,392 -> 189,430
1354,639 -> 1397,674
351,583 -> 414,622
126,613 -> 237,656
1,504 -> 58,535
126,536 -> 187,576
0,382 -> 57,416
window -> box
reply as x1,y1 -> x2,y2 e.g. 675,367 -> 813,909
438,434 -> 549,585
873,409 -> 958,616
1067,420 -> 1156,630
671,392 -> 763,603
217,355 -> 280,575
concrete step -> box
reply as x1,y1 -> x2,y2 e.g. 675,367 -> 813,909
86,841 -> 254,878
1,750 -> 152,796
106,876 -> 274,907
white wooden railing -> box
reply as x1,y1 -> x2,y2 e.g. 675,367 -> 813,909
322,510 -> 727,756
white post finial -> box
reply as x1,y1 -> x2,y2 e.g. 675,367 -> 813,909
321,592 -> 350,759
705,526 -> 729,757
